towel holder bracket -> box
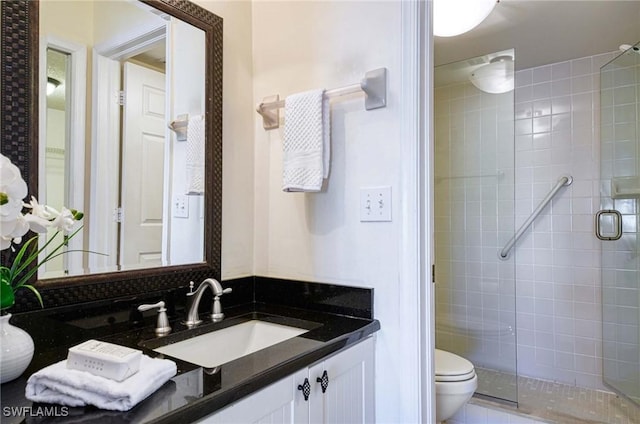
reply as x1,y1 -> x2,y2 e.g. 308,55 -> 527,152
168,114 -> 189,141
257,95 -> 280,130
362,68 -> 387,111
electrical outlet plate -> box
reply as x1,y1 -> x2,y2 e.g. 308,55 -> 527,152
359,186 -> 392,222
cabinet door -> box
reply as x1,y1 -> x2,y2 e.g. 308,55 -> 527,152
308,337 -> 374,424
198,369 -> 309,424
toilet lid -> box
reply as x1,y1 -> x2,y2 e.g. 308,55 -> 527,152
435,349 -> 475,382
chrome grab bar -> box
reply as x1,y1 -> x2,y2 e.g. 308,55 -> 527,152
499,175 -> 573,260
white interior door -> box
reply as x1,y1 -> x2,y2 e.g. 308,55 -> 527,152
121,62 -> 166,268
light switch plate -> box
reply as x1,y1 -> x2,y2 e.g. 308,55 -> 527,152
360,186 -> 392,222
173,195 -> 189,218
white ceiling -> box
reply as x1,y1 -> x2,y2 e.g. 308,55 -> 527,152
434,0 -> 640,71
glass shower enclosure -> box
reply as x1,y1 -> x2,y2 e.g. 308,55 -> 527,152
599,43 -> 640,405
434,49 -> 517,403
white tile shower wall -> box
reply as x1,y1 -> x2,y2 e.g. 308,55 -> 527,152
600,55 -> 640,398
513,52 -> 618,390
434,78 -> 517,374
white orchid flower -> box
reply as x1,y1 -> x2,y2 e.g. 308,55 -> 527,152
0,214 -> 28,240
49,207 -> 76,233
0,153 -> 28,225
0,196 -> 23,222
23,196 -> 53,220
0,212 -> 29,249
0,235 -> 12,250
0,154 -> 28,200
23,213 -> 50,234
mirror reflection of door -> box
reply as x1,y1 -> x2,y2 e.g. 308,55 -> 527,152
121,61 -> 166,269
92,34 -> 168,271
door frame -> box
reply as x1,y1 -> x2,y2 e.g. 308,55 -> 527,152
400,1 -> 434,422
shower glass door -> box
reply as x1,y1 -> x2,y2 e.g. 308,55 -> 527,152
434,49 -> 517,403
600,43 -> 640,405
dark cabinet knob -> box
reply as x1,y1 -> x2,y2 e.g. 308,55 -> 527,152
298,378 -> 311,401
316,370 -> 329,393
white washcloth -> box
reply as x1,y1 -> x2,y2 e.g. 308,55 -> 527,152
283,89 -> 330,192
25,355 -> 177,411
186,115 -> 205,195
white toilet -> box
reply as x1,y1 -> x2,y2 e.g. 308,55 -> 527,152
435,349 -> 478,423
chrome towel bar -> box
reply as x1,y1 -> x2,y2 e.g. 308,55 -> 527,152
255,68 -> 387,130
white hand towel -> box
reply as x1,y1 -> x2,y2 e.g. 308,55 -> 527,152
283,89 -> 330,192
25,355 -> 177,411
186,115 -> 205,195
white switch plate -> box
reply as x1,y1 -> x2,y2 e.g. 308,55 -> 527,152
173,195 -> 189,218
360,186 -> 392,222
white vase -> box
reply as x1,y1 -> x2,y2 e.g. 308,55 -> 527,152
0,313 -> 34,384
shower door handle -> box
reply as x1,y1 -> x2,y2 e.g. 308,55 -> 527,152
595,209 -> 623,240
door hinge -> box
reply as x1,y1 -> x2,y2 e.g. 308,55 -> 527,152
113,207 -> 123,223
117,90 -> 126,106
432,264 -> 435,283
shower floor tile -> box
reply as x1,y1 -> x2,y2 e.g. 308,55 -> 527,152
475,367 -> 640,424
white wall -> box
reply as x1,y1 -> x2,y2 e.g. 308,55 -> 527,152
167,19 -> 206,264
197,1 -> 426,421
195,0 -> 256,279
250,1 -> 422,422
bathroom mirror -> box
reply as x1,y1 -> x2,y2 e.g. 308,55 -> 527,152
39,0 -> 209,278
0,0 -> 222,310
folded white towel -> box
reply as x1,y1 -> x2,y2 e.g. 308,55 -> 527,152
186,115 -> 205,195
25,355 -> 176,411
283,89 -> 330,192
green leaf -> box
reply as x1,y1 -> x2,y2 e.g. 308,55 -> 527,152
10,236 -> 40,278
20,284 -> 43,308
0,278 -> 15,310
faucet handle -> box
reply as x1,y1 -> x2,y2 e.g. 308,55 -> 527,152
211,287 -> 232,322
188,281 -> 195,294
138,301 -> 171,336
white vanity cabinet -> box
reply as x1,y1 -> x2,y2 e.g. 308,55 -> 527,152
198,336 -> 374,424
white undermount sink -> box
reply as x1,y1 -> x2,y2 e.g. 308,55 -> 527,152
153,320 -> 309,368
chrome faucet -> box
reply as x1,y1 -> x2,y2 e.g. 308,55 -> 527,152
184,278 -> 232,326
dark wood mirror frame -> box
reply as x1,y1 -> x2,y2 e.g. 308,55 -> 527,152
0,0 -> 222,312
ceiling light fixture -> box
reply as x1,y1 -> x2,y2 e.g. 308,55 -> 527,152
47,77 -> 61,96
469,55 -> 514,94
619,44 -> 640,54
434,0 -> 497,37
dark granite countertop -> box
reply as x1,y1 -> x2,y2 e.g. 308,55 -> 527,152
0,277 -> 380,424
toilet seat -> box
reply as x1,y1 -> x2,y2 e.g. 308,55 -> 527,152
435,349 -> 476,382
